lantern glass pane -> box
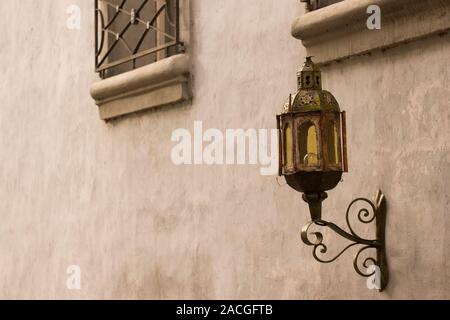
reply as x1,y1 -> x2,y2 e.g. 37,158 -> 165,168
299,122 -> 318,166
325,120 -> 340,166
284,125 -> 293,167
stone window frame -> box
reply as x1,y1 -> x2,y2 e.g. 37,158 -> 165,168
90,0 -> 191,121
293,0 -> 450,65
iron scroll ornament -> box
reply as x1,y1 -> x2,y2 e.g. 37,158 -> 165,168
300,190 -> 388,291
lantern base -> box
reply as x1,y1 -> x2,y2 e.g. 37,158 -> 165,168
285,171 -> 342,194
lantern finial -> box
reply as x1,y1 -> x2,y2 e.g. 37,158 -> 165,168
297,56 -> 322,90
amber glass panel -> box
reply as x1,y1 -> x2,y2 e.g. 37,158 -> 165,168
284,125 -> 293,167
298,122 -> 318,166
325,120 -> 340,166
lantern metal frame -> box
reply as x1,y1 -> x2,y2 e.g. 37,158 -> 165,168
277,57 -> 389,291
278,110 -> 347,174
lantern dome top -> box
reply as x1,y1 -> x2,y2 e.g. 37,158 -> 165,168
282,57 -> 340,114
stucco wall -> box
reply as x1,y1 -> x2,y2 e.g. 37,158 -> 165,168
0,0 -> 448,299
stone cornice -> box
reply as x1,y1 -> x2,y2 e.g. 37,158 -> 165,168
292,0 -> 450,64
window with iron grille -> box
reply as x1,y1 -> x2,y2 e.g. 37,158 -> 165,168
95,0 -> 184,79
300,0 -> 345,12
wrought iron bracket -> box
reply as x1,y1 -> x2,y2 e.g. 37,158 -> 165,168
301,190 -> 388,291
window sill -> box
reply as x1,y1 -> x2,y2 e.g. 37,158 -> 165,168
90,54 -> 191,120
292,0 -> 450,65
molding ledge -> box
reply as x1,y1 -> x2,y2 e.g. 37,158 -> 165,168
90,54 -> 191,120
292,0 -> 450,65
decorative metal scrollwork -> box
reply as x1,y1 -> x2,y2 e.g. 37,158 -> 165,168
301,190 -> 388,291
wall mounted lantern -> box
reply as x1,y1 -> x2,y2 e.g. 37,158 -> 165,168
277,57 -> 388,291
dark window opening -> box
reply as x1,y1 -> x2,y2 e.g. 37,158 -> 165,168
95,0 -> 183,78
301,0 -> 345,12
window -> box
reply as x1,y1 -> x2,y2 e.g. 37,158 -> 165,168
300,0 -> 345,12
300,0 -> 345,11
95,0 -> 183,78
90,0 -> 191,121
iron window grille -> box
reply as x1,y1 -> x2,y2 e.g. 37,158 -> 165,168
300,0 -> 345,11
95,0 -> 184,78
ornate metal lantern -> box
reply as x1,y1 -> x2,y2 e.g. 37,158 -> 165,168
277,57 -> 348,220
277,57 -> 389,291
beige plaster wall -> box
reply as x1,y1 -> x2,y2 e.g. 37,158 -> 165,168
0,0 -> 448,299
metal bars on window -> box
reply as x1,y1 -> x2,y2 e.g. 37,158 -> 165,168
300,0 -> 345,11
95,0 -> 183,78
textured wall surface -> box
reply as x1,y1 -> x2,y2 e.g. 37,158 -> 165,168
0,0 -> 449,299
